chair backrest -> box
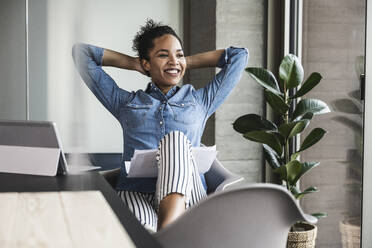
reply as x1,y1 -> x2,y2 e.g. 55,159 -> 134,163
204,158 -> 243,193
155,183 -> 317,248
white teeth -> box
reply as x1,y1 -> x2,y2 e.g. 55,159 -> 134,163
165,69 -> 179,74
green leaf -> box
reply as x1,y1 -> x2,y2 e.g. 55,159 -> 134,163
244,131 -> 283,156
286,160 -> 302,185
263,144 -> 282,169
292,162 -> 320,185
245,68 -> 282,95
272,131 -> 286,146
301,112 -> 314,121
279,120 -> 310,140
233,114 -> 277,134
292,99 -> 331,121
312,212 -> 328,219
279,54 -> 304,90
264,90 -> 290,115
293,186 -> 318,199
291,152 -> 300,161
299,128 -> 327,152
274,165 -> 287,181
290,186 -> 301,197
291,72 -> 322,99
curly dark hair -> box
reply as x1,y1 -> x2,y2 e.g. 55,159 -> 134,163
132,19 -> 183,61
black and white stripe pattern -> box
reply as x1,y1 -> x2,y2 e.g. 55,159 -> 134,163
117,131 -> 207,233
117,190 -> 157,232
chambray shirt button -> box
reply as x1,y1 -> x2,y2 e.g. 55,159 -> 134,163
160,121 -> 163,125
163,100 -> 166,104
181,103 -> 185,106
159,106 -> 162,110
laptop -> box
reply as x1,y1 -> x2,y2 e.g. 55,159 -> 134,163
0,120 -> 68,176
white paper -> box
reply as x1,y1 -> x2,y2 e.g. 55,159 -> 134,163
126,146 -> 217,178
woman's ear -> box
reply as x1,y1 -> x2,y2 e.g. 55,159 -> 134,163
141,59 -> 150,72
140,59 -> 151,77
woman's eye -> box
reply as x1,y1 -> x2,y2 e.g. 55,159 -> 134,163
159,54 -> 168,57
177,54 -> 184,58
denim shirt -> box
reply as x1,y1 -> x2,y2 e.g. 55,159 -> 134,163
72,43 -> 249,192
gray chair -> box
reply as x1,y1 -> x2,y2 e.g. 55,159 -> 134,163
100,158 -> 244,194
154,183 -> 317,248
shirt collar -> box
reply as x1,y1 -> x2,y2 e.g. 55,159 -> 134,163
145,82 -> 179,100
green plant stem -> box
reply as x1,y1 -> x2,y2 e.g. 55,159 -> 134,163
283,83 -> 289,163
284,82 -> 290,190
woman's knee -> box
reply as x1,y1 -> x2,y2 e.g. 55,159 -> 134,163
158,130 -> 191,148
157,130 -> 194,171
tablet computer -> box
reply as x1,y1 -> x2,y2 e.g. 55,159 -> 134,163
0,120 -> 68,176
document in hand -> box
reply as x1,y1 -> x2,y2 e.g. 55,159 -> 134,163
125,146 -> 217,178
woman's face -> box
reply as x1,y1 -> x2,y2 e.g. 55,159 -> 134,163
142,34 -> 186,94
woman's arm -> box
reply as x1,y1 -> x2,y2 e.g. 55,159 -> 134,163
102,49 -> 147,75
186,49 -> 225,70
194,47 -> 249,117
72,43 -> 132,118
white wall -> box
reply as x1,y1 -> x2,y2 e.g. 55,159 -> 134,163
29,0 -> 183,153
0,0 -> 27,120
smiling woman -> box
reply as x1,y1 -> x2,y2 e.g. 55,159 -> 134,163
72,19 -> 248,233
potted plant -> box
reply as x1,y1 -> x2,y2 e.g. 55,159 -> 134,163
233,54 -> 329,247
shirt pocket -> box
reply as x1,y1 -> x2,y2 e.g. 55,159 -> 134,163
122,103 -> 152,128
168,101 -> 198,124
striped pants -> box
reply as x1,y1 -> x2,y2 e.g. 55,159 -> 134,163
117,131 -> 207,233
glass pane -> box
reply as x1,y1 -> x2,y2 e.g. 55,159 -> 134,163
301,1 -> 365,247
28,0 -> 183,153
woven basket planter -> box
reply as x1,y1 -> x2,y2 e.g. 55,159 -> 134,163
287,222 -> 317,248
339,218 -> 361,248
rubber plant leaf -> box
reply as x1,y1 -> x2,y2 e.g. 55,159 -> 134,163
291,72 -> 322,99
233,114 -> 277,134
278,119 -> 310,140
285,160 -> 302,186
311,213 -> 328,219
264,90 -> 290,115
244,131 -> 283,156
292,99 -> 331,121
293,186 -> 318,200
279,54 -> 304,90
263,144 -> 282,169
299,128 -> 327,152
292,162 -> 320,185
245,67 -> 282,95
300,112 -> 314,121
274,165 -> 287,181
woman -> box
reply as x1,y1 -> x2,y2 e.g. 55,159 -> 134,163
72,19 -> 248,232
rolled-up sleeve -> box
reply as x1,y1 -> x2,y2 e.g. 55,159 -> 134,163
72,43 -> 130,119
195,47 -> 249,118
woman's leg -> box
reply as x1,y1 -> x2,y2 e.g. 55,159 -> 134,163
156,130 -> 207,230
117,190 -> 157,233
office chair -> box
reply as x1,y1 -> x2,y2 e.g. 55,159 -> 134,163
154,183 -> 317,248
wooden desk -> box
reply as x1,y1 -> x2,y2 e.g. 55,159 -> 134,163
0,171 -> 162,248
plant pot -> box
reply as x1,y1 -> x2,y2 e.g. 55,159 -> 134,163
339,217 -> 361,248
287,222 -> 317,248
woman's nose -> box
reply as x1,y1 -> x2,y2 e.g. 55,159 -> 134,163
168,54 -> 179,65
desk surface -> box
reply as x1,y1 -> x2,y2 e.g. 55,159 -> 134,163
0,171 -> 162,248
